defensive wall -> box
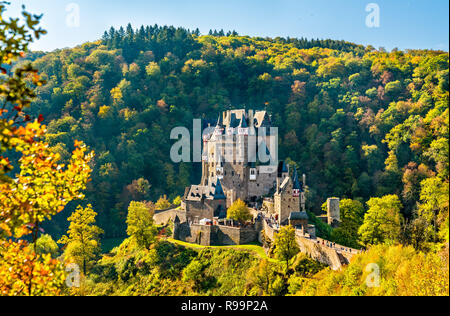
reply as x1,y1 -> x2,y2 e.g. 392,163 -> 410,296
174,222 -> 258,246
263,220 -> 358,270
153,208 -> 186,225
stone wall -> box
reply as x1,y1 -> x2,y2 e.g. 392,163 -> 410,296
184,199 -> 226,222
262,220 -> 356,271
175,223 -> 214,246
248,169 -> 277,199
174,222 -> 259,246
262,199 -> 274,214
154,209 -> 186,225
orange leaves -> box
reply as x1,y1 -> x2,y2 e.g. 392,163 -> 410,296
0,2 -> 75,296
0,240 -> 65,296
0,130 -> 94,239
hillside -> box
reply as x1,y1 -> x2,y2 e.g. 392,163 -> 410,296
22,25 -> 448,243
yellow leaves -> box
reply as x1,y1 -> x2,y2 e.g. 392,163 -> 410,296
294,244 -> 449,296
0,240 -> 65,296
0,134 -> 94,239
97,106 -> 111,119
110,87 -> 123,101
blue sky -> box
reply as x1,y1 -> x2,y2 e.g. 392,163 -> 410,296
6,0 -> 449,52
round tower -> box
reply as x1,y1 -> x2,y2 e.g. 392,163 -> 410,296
327,198 -> 340,228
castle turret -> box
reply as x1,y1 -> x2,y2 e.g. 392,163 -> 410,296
327,198 -> 340,228
292,168 -> 301,197
173,214 -> 181,239
301,174 -> 306,212
238,116 -> 249,135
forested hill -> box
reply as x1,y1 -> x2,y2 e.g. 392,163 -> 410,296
25,24 -> 449,239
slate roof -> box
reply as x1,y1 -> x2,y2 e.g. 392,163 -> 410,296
185,178 -> 226,201
292,168 -> 302,191
289,212 -> 309,221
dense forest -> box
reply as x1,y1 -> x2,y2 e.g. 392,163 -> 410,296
19,24 -> 448,244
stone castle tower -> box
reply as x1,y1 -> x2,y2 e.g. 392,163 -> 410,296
274,166 -> 306,225
183,109 -> 307,223
200,109 -> 278,207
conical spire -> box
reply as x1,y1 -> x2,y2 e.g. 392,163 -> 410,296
216,114 -> 224,128
212,178 -> 226,200
292,168 -> 302,191
239,116 -> 248,128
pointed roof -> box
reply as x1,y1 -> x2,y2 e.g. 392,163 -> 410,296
174,214 -> 181,223
212,178 -> 226,200
216,114 -> 224,128
239,116 -> 248,128
289,212 -> 308,221
278,161 -> 288,175
229,113 -> 240,128
292,168 -> 302,191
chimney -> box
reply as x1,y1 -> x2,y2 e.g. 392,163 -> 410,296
303,174 -> 306,186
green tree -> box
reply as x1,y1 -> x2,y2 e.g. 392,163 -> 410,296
155,195 -> 171,210
182,260 -> 204,291
358,195 -> 403,246
173,196 -> 182,206
126,201 -> 158,249
59,204 -> 104,275
246,259 -> 278,296
331,199 -> 365,248
273,226 -> 300,271
227,199 -> 252,224
33,234 -> 59,258
418,177 -> 449,244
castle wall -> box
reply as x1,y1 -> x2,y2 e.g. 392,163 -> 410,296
263,199 -> 275,214
176,223 -> 214,246
153,209 -> 186,225
185,199 -> 226,222
262,220 -> 357,271
248,170 -> 277,199
174,222 -> 259,246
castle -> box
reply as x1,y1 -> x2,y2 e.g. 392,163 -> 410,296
173,109 -> 315,244
182,110 -> 306,221
155,109 -> 358,270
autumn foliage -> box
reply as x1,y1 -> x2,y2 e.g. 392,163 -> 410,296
0,3 -> 94,296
